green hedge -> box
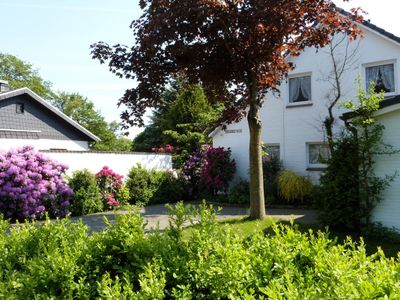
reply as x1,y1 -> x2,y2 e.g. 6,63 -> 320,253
1,203 -> 400,298
68,169 -> 104,216
125,164 -> 186,206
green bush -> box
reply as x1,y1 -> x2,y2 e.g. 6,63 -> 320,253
126,164 -> 186,205
263,156 -> 284,204
68,169 -> 104,216
227,179 -> 250,204
277,170 -> 313,204
151,172 -> 187,205
2,204 -> 400,298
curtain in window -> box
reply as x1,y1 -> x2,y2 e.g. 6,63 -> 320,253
289,76 -> 311,102
289,78 -> 300,102
309,144 -> 330,164
366,64 -> 394,92
381,64 -> 395,92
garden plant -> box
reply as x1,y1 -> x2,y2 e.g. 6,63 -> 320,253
0,146 -> 71,220
1,202 -> 400,298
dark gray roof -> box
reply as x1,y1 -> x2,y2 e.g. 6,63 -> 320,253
342,95 -> 400,121
0,88 -> 100,142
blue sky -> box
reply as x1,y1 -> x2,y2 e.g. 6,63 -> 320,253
0,0 -> 399,137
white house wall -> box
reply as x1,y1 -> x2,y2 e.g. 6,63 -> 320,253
213,28 -> 400,180
0,139 -> 89,151
372,110 -> 400,229
41,151 -> 173,178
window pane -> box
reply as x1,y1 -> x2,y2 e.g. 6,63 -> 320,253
263,145 -> 280,159
289,76 -> 311,103
366,64 -> 395,93
16,103 -> 24,114
309,144 -> 330,164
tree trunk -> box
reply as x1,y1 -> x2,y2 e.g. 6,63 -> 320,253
247,77 -> 266,220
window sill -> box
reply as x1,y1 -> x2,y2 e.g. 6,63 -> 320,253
286,101 -> 313,108
306,166 -> 327,171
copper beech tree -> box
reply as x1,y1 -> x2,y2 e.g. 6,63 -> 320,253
91,0 -> 363,219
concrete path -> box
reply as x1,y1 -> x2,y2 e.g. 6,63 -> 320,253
76,204 -> 318,233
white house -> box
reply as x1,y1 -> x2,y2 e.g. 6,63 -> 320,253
211,17 -> 400,228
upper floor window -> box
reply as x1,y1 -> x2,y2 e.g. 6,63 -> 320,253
289,75 -> 311,103
366,63 -> 395,93
16,103 -> 24,114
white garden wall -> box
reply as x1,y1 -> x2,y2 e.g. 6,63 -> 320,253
40,150 -> 173,178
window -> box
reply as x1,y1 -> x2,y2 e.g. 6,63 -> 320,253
289,75 -> 311,103
16,103 -> 24,114
308,143 -> 330,166
365,63 -> 395,93
263,144 -> 280,160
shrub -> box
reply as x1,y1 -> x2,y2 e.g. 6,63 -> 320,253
227,179 -> 250,204
96,166 -> 128,209
0,146 -> 71,220
68,169 -> 103,216
126,165 -> 186,205
151,171 -> 187,205
2,204 -> 400,298
277,170 -> 313,203
318,81 -> 397,231
183,145 -> 236,198
263,155 -> 284,204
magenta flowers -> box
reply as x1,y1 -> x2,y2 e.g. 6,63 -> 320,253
183,145 -> 236,197
0,146 -> 72,220
96,166 -> 124,208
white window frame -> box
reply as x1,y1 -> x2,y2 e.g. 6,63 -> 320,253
363,59 -> 397,96
306,142 -> 330,169
287,72 -> 313,107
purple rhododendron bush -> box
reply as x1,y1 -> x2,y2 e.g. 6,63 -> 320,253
183,145 -> 236,198
0,146 -> 72,220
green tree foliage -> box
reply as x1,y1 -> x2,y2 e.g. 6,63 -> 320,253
133,82 -> 222,166
0,53 -> 56,99
163,84 -> 222,167
318,81 -> 397,230
54,92 -> 132,152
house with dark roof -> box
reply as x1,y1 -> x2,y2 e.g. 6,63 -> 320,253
0,81 -> 100,151
210,15 -> 400,228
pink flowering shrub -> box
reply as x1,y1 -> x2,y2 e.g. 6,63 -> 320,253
0,146 -> 71,220
96,166 -> 129,209
151,144 -> 176,153
183,145 -> 236,197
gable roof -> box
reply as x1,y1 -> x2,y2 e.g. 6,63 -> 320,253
0,88 -> 101,142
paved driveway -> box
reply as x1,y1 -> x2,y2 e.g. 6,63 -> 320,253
77,204 -> 318,233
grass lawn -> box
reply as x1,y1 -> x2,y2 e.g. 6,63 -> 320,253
212,217 -> 400,258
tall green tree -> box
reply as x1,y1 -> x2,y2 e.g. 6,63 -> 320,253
92,0 -> 363,219
133,82 -> 222,166
54,92 -> 132,152
0,53 -> 56,100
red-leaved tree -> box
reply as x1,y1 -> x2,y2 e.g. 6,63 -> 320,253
91,0 -> 363,219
